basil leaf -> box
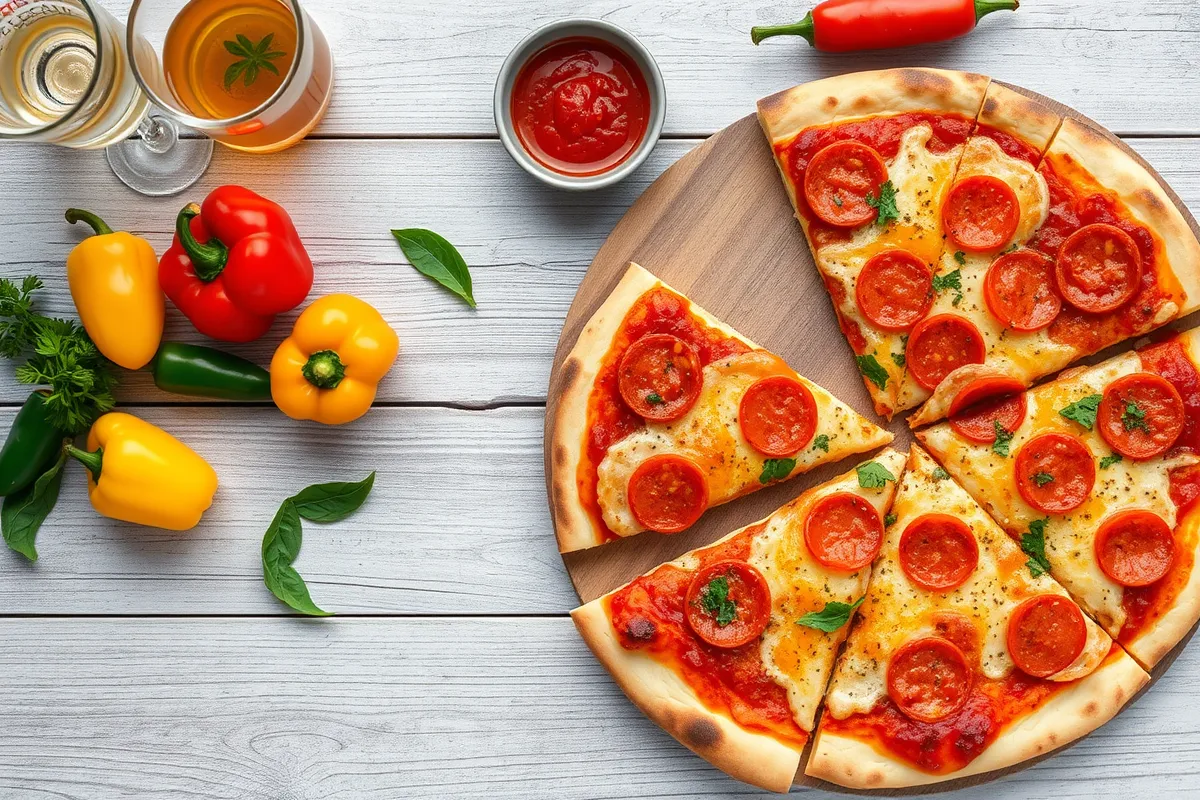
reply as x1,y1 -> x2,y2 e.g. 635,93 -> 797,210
884,513 -> 898,527
857,461 -> 895,489
1059,394 -> 1102,430
811,434 -> 830,452
1033,471 -> 1054,487
991,421 -> 1015,457
759,458 -> 797,484
1123,400 -> 1150,433
1,449 -> 65,562
290,472 -> 376,523
392,228 -> 476,308
865,180 -> 899,227
797,597 -> 864,632
954,250 -> 967,265
932,467 -> 950,481
891,351 -> 906,368
261,500 -> 331,617
856,354 -> 889,391
1100,453 -> 1123,470
1020,518 -> 1052,577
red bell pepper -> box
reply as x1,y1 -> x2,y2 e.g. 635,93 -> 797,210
159,185 -> 313,343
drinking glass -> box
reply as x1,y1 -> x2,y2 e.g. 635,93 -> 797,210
0,0 -> 211,194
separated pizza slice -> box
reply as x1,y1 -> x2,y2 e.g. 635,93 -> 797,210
551,262 -> 893,553
571,450 -> 906,792
807,447 -> 1148,790
908,116 -> 1200,427
917,327 -> 1200,670
758,68 -> 991,417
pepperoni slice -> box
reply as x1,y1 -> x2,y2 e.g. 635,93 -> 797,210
738,376 -> 817,456
617,334 -> 703,422
984,250 -> 1062,331
898,514 -> 980,592
1055,223 -> 1142,313
684,560 -> 772,649
887,637 -> 973,723
943,175 -> 1020,252
1014,433 -> 1096,514
803,141 -> 888,228
948,377 -> 1028,443
1097,373 -> 1185,460
627,454 -> 708,534
854,250 -> 934,331
905,314 -> 987,391
1095,510 -> 1175,587
1007,595 -> 1087,678
804,492 -> 884,572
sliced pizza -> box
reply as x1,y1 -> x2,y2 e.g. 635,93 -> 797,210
917,327 -> 1200,669
551,262 -> 893,553
571,450 -> 906,792
807,447 -> 1149,789
758,67 -> 990,418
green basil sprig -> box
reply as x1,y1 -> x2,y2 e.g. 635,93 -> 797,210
392,228 -> 476,308
262,472 -> 376,616
1,449 -> 66,562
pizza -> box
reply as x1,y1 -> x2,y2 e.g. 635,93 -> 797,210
571,450 -> 907,792
807,447 -> 1149,789
758,68 -> 1200,424
917,328 -> 1200,669
550,262 -> 893,553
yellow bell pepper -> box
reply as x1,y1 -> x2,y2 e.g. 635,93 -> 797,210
65,208 -> 164,370
66,412 -> 218,531
270,294 -> 399,425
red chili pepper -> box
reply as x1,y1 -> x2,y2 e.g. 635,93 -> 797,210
752,0 -> 1018,51
160,185 -> 314,343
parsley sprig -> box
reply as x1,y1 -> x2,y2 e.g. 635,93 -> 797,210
865,180 -> 900,227
700,576 -> 737,627
1123,400 -> 1151,433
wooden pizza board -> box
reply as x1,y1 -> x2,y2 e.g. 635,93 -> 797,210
543,78 -> 1200,794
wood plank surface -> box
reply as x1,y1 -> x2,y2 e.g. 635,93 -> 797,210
86,0 -> 1200,137
1,137 -> 1198,406
1,617 -> 1199,800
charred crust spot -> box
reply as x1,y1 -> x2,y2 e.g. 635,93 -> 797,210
1047,732 -> 1059,746
682,716 -> 722,750
823,96 -> 838,110
624,615 -> 657,642
559,357 -> 581,396
896,68 -> 954,100
554,444 -> 569,469
1133,187 -> 1167,214
865,770 -> 886,787
553,489 -> 573,529
983,96 -> 1000,117
1083,701 -> 1099,716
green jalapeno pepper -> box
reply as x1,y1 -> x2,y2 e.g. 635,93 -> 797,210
0,391 -> 68,496
150,342 -> 272,401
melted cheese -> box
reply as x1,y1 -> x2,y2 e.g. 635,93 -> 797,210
919,355 -> 1200,635
824,448 -> 1110,720
597,350 -> 886,538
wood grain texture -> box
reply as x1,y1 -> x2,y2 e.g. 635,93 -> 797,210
88,0 -> 1200,137
1,617 -> 1200,800
2,137 -> 1199,406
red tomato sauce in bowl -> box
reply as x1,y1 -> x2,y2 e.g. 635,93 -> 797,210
510,37 -> 650,177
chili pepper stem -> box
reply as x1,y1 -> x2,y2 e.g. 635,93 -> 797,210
302,350 -> 347,390
65,444 -> 104,483
176,203 -> 230,283
64,208 -> 114,236
976,0 -> 1019,20
750,12 -> 814,45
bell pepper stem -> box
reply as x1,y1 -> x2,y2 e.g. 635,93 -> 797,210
750,12 -> 814,45
176,203 -> 229,283
65,445 -> 104,483
64,208 -> 114,236
302,350 -> 347,390
976,0 -> 1019,20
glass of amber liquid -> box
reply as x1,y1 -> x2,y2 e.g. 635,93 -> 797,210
121,0 -> 332,159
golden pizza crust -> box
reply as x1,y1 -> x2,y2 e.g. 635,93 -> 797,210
571,597 -> 802,793
757,68 -> 990,146
977,81 -> 1062,154
805,648 -> 1148,789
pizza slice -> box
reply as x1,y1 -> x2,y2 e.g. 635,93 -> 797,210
571,450 -> 906,792
551,262 -> 893,553
758,67 -> 991,417
807,447 -> 1148,789
917,327 -> 1200,670
908,116 -> 1200,426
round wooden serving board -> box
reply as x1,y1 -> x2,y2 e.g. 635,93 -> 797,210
544,78 -> 1200,793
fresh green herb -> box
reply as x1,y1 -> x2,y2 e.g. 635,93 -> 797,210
857,461 -> 896,489
1123,400 -> 1151,433
932,466 -> 950,482
223,32 -> 286,90
891,351 -> 906,368
812,434 -> 830,452
646,392 -> 664,405
954,250 -> 967,265
1059,394 -> 1102,431
391,228 -> 476,308
261,473 -> 377,616
1003,242 -> 1020,254
865,180 -> 900,227
1,449 -> 65,562
1032,472 -> 1055,487
1020,518 -> 1052,577
992,421 -> 1014,457
856,353 -> 889,390
0,276 -> 117,435
760,458 -> 797,484
833,195 -> 844,208
1100,453 -> 1123,470
932,268 -> 964,306
797,597 -> 864,632
700,576 -> 737,627
884,513 -> 898,527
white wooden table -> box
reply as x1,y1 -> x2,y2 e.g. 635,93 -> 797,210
2,1 -> 1200,796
